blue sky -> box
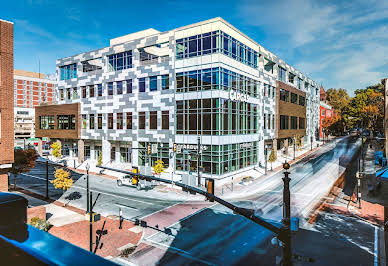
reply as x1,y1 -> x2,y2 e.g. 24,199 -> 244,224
2,0 -> 388,95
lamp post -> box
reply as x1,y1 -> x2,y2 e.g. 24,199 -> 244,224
86,163 -> 90,213
281,161 -> 292,266
293,137 -> 296,161
310,135 -> 313,151
264,147 -> 268,175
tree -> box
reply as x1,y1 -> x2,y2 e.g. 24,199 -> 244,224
51,168 -> 73,191
347,84 -> 384,134
10,148 -> 38,189
97,153 -> 102,166
322,113 -> 341,136
51,142 -> 61,159
153,160 -> 165,176
268,149 -> 276,171
326,88 -> 350,111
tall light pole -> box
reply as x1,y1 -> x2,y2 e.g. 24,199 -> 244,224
310,135 -> 313,151
264,147 -> 268,175
86,163 -> 90,213
281,161 -> 292,266
197,134 -> 201,187
293,137 -> 296,160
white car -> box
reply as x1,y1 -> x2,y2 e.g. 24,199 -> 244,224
117,174 -> 144,190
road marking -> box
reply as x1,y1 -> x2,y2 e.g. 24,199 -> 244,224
374,226 -> 378,266
115,203 -> 138,211
145,238 -> 215,266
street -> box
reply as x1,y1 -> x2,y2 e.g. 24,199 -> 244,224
14,136 -> 378,265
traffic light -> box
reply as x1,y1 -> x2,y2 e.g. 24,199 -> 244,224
173,143 -> 177,152
207,178 -> 214,202
147,145 -> 151,155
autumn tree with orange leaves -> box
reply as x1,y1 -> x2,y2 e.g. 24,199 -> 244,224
347,84 -> 383,134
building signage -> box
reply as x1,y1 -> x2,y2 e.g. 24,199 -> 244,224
239,142 -> 254,149
175,143 -> 208,154
229,90 -> 249,102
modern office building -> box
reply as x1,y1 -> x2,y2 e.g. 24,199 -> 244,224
35,17 -> 320,180
0,19 -> 14,191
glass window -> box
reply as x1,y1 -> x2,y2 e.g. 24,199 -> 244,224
299,117 -> 305,129
60,63 -> 77,80
288,73 -> 295,83
117,113 -> 123,129
150,111 -> 157,129
278,67 -> 286,82
108,113 -> 113,129
126,79 -> 132,93
73,88 -> 78,99
97,84 -> 103,96
150,76 -> 157,91
139,78 -> 145,92
84,146 -> 90,159
161,75 -> 169,90
97,114 -> 102,129
280,115 -> 289,130
39,116 -> 54,130
162,111 -> 169,129
117,81 -> 123,94
60,89 -> 64,100
57,115 -> 75,130
89,85 -> 95,97
82,114 -> 87,129
89,114 -> 95,129
82,86 -> 87,98
108,82 -> 113,95
291,116 -> 298,129
126,112 -> 132,129
299,95 -> 305,106
280,89 -> 289,102
291,92 -> 298,104
67,88 -> 71,100
120,147 -> 131,163
139,112 -> 145,129
107,51 -> 132,71
111,146 -> 116,161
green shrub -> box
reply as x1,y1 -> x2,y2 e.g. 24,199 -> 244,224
30,217 -> 51,231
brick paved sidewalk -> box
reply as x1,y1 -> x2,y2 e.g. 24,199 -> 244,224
49,216 -> 142,258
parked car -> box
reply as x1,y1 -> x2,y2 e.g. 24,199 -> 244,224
117,174 -> 144,190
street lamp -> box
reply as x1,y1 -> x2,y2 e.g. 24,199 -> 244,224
86,163 -> 90,213
293,137 -> 296,161
281,161 -> 292,266
264,146 -> 268,175
310,135 -> 313,151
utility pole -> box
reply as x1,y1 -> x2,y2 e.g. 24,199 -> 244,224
45,160 -> 49,199
89,191 -> 93,252
310,135 -> 313,151
282,162 -> 292,266
197,135 -> 201,187
264,147 -> 268,175
86,163 -> 90,213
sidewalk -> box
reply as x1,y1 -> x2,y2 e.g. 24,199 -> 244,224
13,188 -> 142,259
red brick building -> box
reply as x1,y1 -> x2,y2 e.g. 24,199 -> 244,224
320,101 -> 333,139
0,19 -> 14,191
14,69 -> 56,108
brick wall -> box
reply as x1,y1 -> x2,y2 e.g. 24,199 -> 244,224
0,20 -> 14,192
276,81 -> 307,139
35,103 -> 80,139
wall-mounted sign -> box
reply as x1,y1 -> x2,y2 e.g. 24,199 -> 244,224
239,142 -> 254,149
229,90 -> 249,102
175,144 -> 208,154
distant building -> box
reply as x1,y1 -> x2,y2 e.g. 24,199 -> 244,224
0,19 -> 14,191
14,69 -> 56,108
13,70 -> 56,147
319,101 -> 333,139
320,86 -> 327,102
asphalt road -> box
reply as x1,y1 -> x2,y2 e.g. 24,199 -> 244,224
14,162 -> 183,221
127,136 -> 377,266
